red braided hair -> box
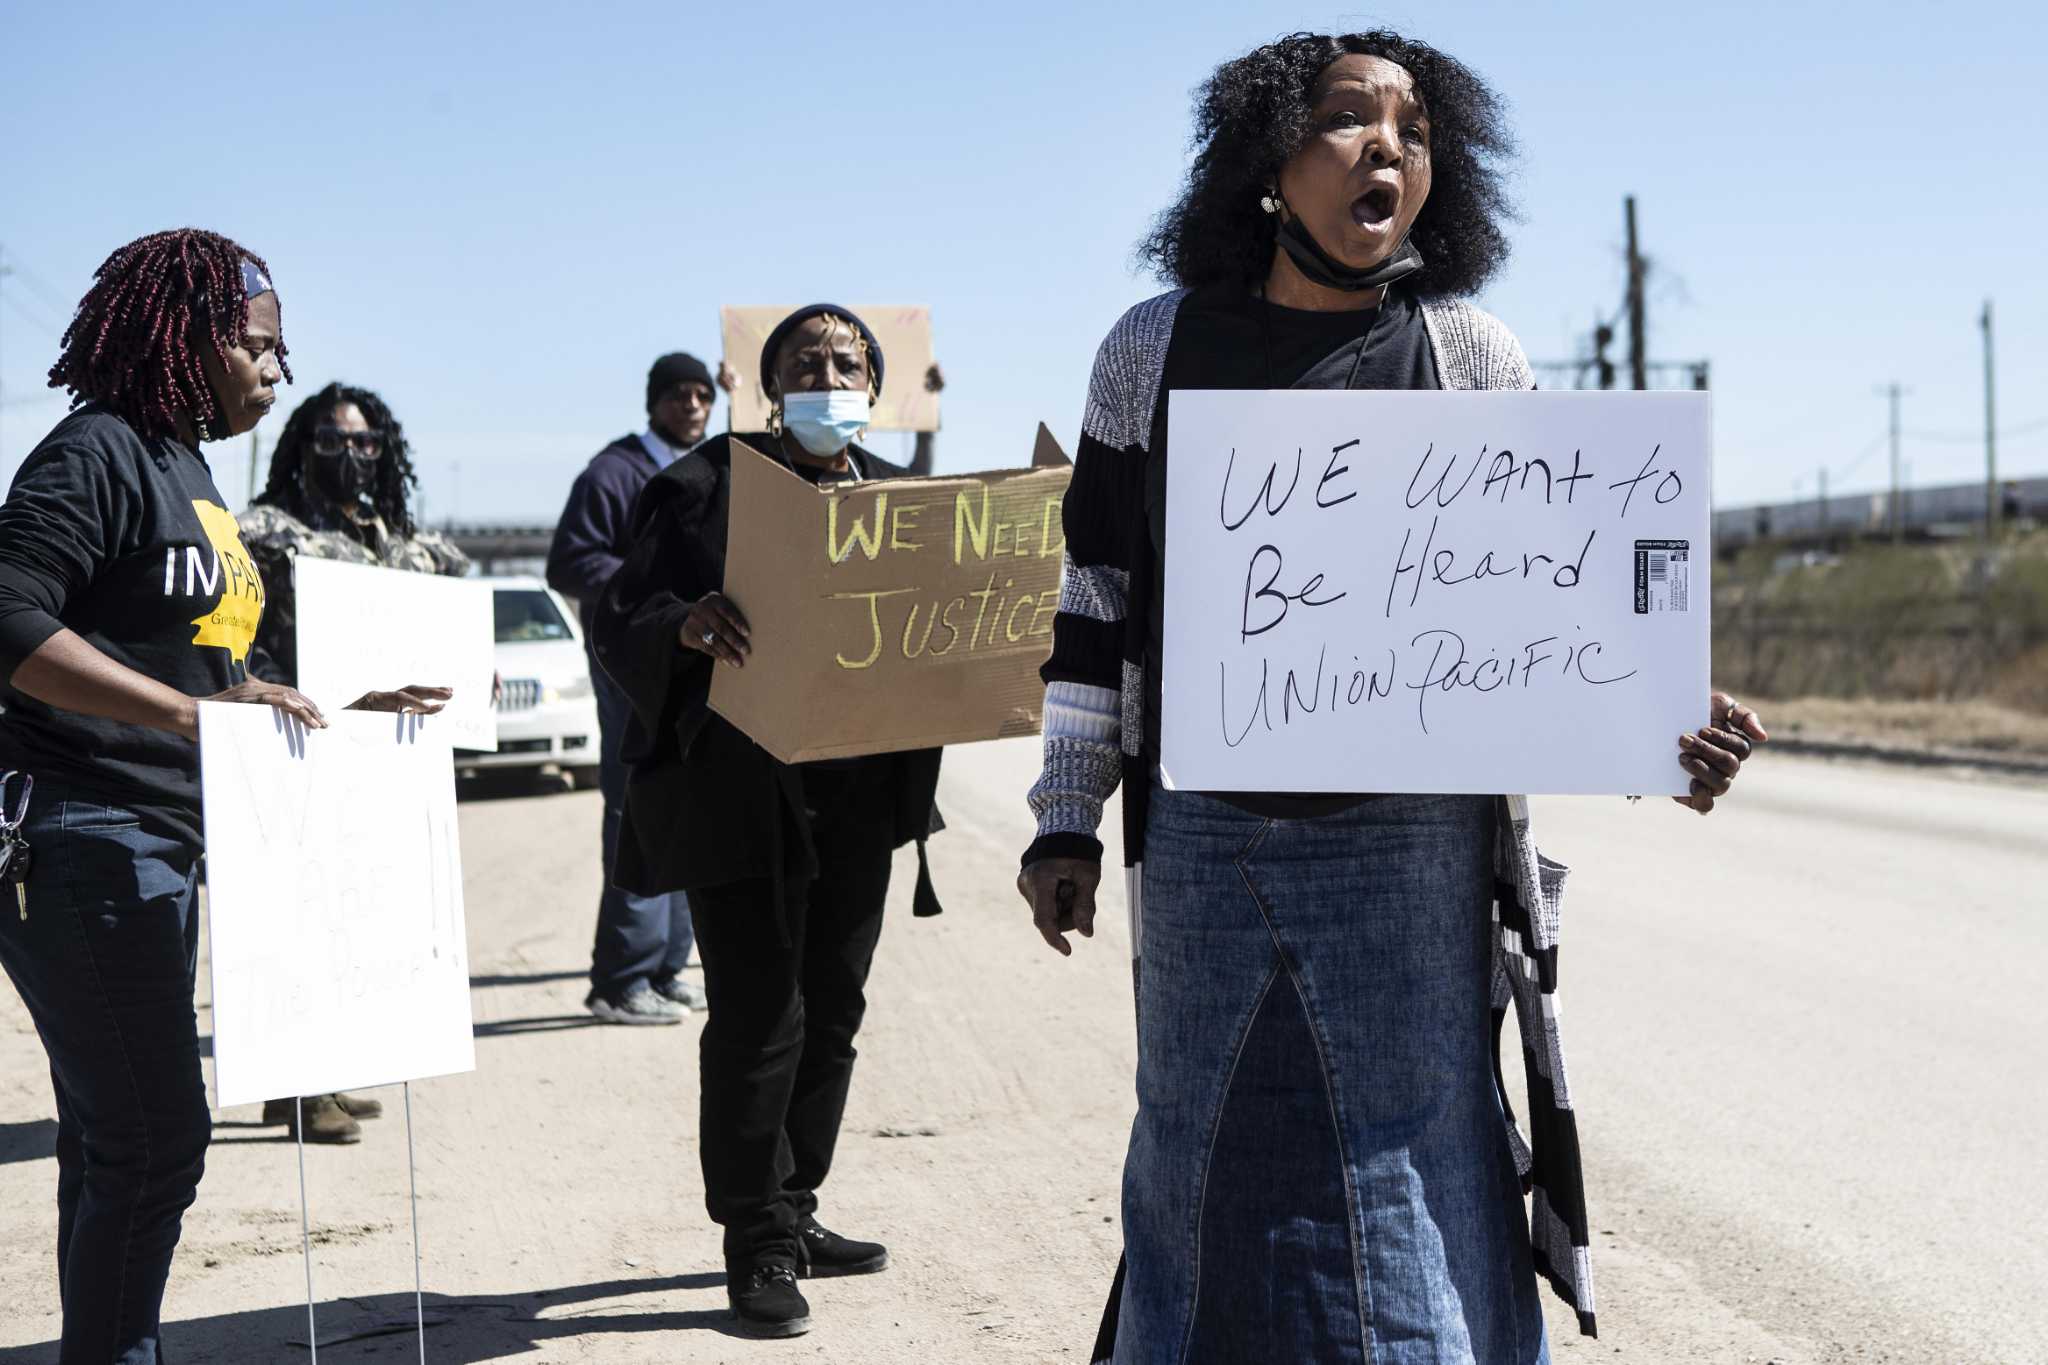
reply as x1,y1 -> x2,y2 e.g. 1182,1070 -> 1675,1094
46,228 -> 290,441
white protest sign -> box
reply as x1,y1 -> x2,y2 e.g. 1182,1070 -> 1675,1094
293,556 -> 497,751
200,703 -> 475,1108
1162,390 -> 1711,796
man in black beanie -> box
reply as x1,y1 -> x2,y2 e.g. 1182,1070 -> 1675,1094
547,352 -> 725,1023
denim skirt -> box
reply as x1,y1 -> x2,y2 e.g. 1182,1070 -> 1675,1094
1116,786 -> 1547,1365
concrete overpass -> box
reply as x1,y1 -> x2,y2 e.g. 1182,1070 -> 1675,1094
445,523 -> 554,576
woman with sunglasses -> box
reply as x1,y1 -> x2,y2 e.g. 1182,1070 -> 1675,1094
238,381 -> 468,1143
241,382 -> 468,685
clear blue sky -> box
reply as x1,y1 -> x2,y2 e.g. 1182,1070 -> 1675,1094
3,1 -> 2040,520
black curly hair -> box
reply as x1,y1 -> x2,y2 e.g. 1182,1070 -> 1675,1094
257,382 -> 423,536
1140,30 -> 1516,298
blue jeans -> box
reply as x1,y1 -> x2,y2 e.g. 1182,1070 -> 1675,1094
589,658 -> 692,995
1119,787 -> 1547,1365
0,786 -> 210,1365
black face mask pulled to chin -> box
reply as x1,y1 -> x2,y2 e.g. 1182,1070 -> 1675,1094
1274,214 -> 1426,293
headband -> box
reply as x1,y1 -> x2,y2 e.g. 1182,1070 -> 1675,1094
239,259 -> 274,299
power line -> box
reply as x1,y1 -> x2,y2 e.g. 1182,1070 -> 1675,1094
1902,416 -> 2048,444
1,289 -> 64,337
1787,431 -> 1886,499
1830,430 -> 1890,485
6,261 -> 77,318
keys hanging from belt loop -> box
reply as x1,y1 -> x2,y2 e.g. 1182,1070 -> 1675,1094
2,847 -> 25,920
0,770 -> 30,830
1,771 -> 35,921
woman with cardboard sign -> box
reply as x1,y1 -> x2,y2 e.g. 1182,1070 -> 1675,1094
1016,32 -> 1768,1364
591,303 -> 943,1339
0,229 -> 451,1365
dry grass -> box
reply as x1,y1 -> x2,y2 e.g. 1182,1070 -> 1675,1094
1756,695 -> 2048,759
1714,533 -> 2048,744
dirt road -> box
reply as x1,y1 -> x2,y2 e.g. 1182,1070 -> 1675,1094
3,742 -> 2043,1362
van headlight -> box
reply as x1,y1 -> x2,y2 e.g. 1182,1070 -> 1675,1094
549,678 -> 594,703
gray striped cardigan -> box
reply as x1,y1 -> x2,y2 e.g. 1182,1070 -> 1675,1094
1027,287 -> 1598,1340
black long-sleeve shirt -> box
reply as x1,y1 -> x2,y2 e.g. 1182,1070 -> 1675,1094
0,404 -> 268,847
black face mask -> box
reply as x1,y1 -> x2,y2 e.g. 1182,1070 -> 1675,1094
1274,214 -> 1425,293
309,450 -> 377,505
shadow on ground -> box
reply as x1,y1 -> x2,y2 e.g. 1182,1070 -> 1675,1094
455,770 -> 584,805
10,1273 -> 742,1363
473,1014 -> 603,1039
1,1118 -> 57,1166
468,969 -> 587,989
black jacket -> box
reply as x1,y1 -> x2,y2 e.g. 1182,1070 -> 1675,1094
589,432 -> 943,901
546,434 -> 664,636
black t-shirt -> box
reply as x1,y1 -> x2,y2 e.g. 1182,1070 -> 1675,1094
0,404 -> 268,847
1144,283 -> 1440,818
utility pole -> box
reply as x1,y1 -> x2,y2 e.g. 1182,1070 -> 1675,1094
1817,466 -> 1829,538
1624,196 -> 1647,391
0,244 -> 14,469
1593,324 -> 1616,389
1534,197 -> 1705,394
1981,299 -> 1997,540
1880,382 -> 1906,543
245,430 -> 260,507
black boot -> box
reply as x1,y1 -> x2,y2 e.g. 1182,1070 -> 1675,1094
797,1215 -> 889,1278
728,1258 -> 810,1337
261,1095 -> 361,1145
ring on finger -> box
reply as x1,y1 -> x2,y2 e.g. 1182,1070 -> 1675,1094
702,629 -> 717,646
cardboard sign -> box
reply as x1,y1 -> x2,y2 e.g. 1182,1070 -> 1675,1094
1161,391 -> 1711,796
721,305 -> 939,433
708,439 -> 1072,763
200,703 -> 475,1108
293,556 -> 498,751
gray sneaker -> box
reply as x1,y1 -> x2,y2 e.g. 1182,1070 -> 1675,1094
587,979 -> 686,1026
653,975 -> 707,1011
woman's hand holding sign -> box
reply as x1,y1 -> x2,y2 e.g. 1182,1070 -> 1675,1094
679,591 -> 752,668
1674,690 -> 1767,813
347,684 -> 454,715
192,679 -> 329,737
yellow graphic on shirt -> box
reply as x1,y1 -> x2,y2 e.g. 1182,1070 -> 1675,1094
186,500 -> 266,664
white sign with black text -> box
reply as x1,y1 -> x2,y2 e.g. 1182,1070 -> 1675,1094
293,556 -> 498,751
200,702 -> 475,1109
1161,390 -> 1711,796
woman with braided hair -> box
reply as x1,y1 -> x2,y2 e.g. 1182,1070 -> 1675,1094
0,228 -> 448,1363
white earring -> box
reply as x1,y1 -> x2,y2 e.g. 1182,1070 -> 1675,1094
1259,194 -> 1281,215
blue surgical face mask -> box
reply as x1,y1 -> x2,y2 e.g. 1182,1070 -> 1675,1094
781,389 -> 870,456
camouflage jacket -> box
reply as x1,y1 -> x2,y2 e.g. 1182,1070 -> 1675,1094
238,499 -> 469,685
